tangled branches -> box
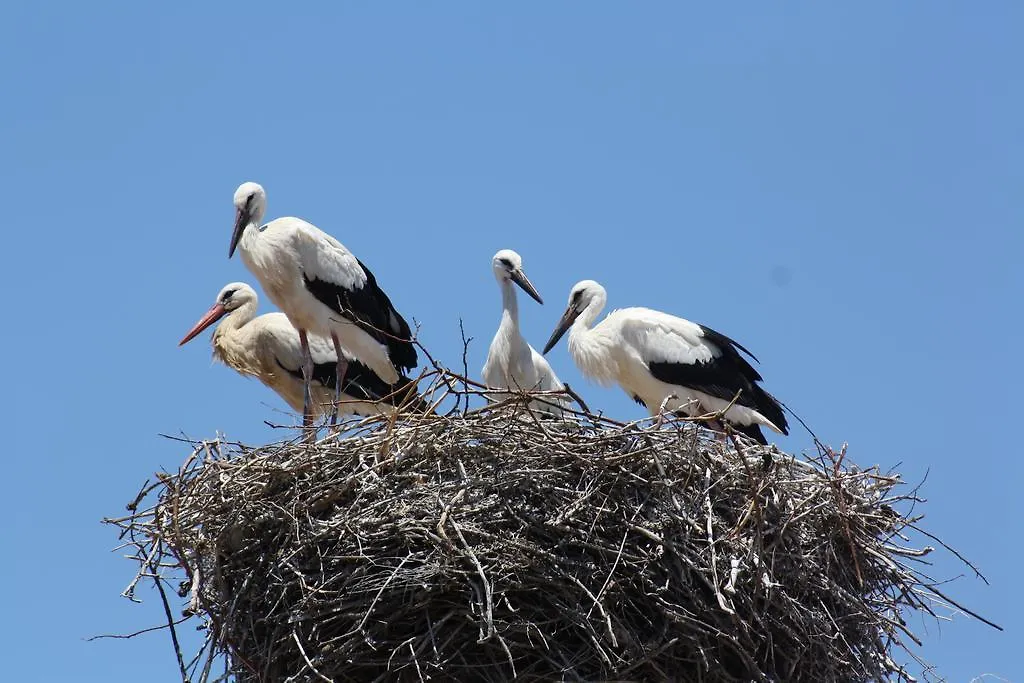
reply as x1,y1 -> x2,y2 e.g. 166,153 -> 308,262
105,371 -> 995,682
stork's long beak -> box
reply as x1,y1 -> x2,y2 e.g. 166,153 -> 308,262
542,304 -> 580,355
179,303 -> 228,346
510,269 -> 544,305
228,207 -> 248,259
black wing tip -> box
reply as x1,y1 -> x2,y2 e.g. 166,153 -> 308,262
698,323 -> 758,358
752,386 -> 789,435
388,339 -> 419,372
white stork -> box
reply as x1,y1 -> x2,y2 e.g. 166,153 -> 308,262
228,182 -> 418,426
481,249 -> 567,417
179,283 -> 425,419
542,280 -> 788,443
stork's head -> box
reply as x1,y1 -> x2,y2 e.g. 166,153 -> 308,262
216,282 -> 258,311
179,282 -> 258,346
229,182 -> 267,258
542,280 -> 607,354
567,280 -> 606,311
491,249 -> 543,304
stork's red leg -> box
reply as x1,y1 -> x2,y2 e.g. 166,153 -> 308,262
330,333 -> 349,426
298,329 -> 315,430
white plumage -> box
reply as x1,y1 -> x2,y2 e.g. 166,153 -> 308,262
543,280 -> 788,443
481,249 -> 567,417
228,182 -> 417,425
179,283 -> 423,419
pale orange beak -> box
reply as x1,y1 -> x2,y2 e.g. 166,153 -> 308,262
178,303 -> 227,346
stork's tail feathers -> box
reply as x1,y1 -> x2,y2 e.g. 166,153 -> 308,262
386,339 -> 419,376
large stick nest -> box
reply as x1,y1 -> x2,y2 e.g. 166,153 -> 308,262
107,372 -> 991,682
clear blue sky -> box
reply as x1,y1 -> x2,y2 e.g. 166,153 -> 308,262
0,3 -> 1019,681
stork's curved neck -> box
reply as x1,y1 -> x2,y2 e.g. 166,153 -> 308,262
573,292 -> 606,335
566,290 -> 615,385
249,197 -> 267,228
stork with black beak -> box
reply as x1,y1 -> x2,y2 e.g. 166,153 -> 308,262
228,182 -> 418,427
481,249 -> 567,417
543,280 -> 788,443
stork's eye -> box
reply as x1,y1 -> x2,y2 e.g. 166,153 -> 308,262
571,290 -> 583,305
222,289 -> 237,302
498,258 -> 513,268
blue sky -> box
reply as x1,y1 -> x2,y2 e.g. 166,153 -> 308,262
1,3 -> 1020,681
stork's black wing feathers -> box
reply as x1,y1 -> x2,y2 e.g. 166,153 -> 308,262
302,258 -> 417,372
698,326 -> 763,381
647,323 -> 788,435
277,359 -> 428,411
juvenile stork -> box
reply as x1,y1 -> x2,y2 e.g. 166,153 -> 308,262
179,283 -> 425,419
481,249 -> 567,417
542,280 -> 788,443
228,182 -> 417,426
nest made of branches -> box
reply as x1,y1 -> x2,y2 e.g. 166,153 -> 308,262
106,370 -> 994,683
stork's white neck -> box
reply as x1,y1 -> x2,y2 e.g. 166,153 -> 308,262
238,218 -> 262,262
213,299 -> 258,348
210,299 -> 266,380
499,278 -> 520,324
237,197 -> 267,258
574,290 -> 606,333
249,196 -> 267,227
567,290 -> 616,385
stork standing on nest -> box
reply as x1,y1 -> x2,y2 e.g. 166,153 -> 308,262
481,249 -> 567,417
179,283 -> 425,418
542,280 -> 788,443
228,182 -> 418,427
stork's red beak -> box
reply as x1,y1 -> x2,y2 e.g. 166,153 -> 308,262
179,303 -> 227,346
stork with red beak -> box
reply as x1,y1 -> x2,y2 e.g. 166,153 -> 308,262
179,283 -> 425,421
